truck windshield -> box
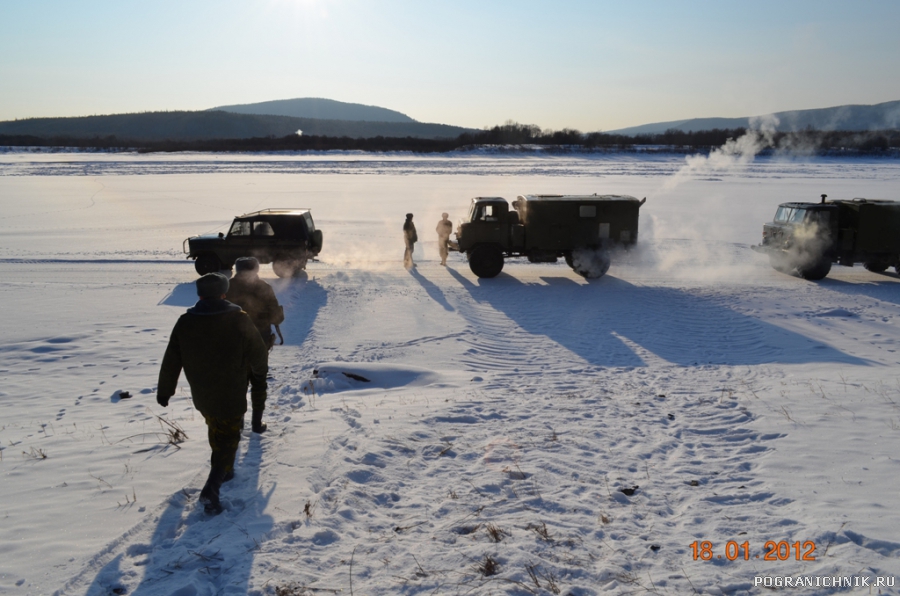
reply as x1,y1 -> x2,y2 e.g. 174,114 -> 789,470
774,206 -> 793,223
789,209 -> 807,223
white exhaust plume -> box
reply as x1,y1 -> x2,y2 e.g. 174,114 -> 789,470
662,114 -> 780,191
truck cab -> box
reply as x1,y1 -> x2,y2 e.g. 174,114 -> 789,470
457,197 -> 514,251
755,195 -> 900,279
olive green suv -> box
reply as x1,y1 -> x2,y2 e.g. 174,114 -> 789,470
183,208 -> 323,277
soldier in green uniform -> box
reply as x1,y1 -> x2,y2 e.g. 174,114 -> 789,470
156,272 -> 268,515
403,213 -> 418,269
226,257 -> 284,350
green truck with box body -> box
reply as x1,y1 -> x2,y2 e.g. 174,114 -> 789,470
453,194 -> 645,278
752,195 -> 900,280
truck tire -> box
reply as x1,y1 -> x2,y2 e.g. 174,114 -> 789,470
798,258 -> 831,281
195,254 -> 222,275
272,256 -> 308,278
864,260 -> 890,273
468,244 -> 504,278
768,252 -> 792,274
571,247 -> 611,279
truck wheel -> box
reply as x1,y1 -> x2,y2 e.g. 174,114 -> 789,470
864,260 -> 890,273
571,247 -> 611,279
798,258 -> 831,281
468,244 -> 504,278
195,254 -> 222,275
273,256 -> 307,278
768,253 -> 792,274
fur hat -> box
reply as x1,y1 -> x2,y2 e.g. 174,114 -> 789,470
196,272 -> 229,298
406,213 -> 413,219
235,256 -> 260,273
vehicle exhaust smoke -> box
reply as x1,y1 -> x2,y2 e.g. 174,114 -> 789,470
662,115 -> 780,191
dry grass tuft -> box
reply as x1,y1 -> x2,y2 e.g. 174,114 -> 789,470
477,554 -> 499,577
24,447 -> 48,460
485,523 -> 508,542
529,520 -> 552,541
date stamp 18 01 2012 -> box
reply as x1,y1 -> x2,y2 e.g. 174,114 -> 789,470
690,541 -> 816,561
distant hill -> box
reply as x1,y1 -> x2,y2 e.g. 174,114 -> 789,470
609,100 -> 900,135
0,110 -> 473,141
209,98 -> 416,123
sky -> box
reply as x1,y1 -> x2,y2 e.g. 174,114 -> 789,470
1,0 -> 900,132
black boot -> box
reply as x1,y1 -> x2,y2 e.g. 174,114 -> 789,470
199,467 -> 227,515
223,469 -> 235,483
251,409 -> 267,434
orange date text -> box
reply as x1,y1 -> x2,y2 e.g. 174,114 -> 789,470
690,540 -> 817,561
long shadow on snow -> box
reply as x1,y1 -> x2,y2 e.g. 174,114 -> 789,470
83,434 -> 274,595
160,277 -> 327,347
817,274 -> 900,307
410,267 -> 455,312
271,275 -> 328,347
446,268 -> 867,367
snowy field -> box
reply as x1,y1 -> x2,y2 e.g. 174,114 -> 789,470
1,150 -> 900,595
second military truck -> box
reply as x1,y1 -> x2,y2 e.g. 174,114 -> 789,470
454,194 -> 645,278
752,195 -> 900,280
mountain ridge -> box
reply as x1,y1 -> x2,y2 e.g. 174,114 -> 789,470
609,100 -> 900,135
208,97 -> 417,123
0,110 -> 472,141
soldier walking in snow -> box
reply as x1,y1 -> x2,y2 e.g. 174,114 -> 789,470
156,272 -> 268,515
226,257 -> 284,351
435,212 -> 453,266
403,213 -> 418,269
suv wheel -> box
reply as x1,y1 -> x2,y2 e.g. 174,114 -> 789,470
195,254 -> 222,275
468,244 -> 504,278
273,256 -> 308,278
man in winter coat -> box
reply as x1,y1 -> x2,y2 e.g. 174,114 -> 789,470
435,212 -> 453,266
226,257 -> 284,350
403,213 -> 418,269
157,272 -> 268,515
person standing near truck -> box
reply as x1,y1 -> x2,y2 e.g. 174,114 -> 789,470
435,213 -> 453,266
403,213 -> 418,269
156,272 -> 268,515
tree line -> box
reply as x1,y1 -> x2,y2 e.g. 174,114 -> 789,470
2,121 -> 899,154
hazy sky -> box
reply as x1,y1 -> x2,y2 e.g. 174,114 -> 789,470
2,0 -> 899,131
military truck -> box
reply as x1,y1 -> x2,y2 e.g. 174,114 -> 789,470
752,195 -> 900,280
453,194 -> 645,278
183,208 -> 323,277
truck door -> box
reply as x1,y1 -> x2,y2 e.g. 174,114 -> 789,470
469,202 -> 508,248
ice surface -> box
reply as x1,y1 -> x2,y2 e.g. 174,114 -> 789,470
1,151 -> 899,594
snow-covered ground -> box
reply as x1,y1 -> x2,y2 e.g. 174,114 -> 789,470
1,151 -> 899,595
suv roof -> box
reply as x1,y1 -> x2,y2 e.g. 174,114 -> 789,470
237,208 -> 312,218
